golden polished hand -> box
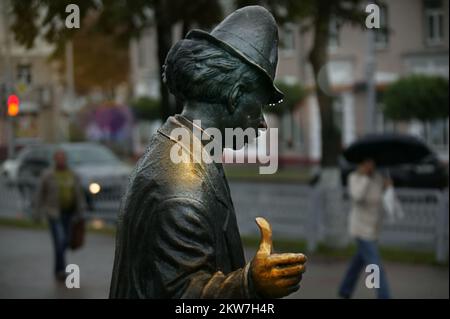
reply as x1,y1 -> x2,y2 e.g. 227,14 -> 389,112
250,217 -> 307,298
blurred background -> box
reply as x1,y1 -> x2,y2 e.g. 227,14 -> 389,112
0,0 -> 448,298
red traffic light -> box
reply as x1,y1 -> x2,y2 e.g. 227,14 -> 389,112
7,94 -> 19,117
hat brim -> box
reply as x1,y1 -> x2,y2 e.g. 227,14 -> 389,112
186,29 -> 284,105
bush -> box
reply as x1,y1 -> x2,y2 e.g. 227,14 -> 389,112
383,75 -> 449,122
264,80 -> 306,116
130,96 -> 161,121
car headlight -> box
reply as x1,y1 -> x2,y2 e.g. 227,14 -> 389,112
89,182 -> 101,194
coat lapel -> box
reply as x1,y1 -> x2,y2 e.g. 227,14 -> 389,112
159,116 -> 232,225
158,116 -> 246,268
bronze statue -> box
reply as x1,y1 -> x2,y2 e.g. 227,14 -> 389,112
109,5 -> 307,299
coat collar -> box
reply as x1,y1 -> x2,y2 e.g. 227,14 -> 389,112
157,115 -> 233,230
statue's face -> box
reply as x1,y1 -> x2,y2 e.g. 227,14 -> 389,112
228,73 -> 271,143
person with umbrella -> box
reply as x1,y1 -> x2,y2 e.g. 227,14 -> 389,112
338,133 -> 434,298
338,157 -> 392,299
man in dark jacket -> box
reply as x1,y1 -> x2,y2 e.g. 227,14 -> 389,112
34,150 -> 86,280
110,6 -> 306,299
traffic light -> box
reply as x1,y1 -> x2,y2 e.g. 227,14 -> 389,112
7,94 -> 19,117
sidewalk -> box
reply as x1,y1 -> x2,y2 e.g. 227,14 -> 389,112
0,226 -> 448,299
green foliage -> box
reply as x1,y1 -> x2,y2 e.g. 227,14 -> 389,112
10,0 -> 97,49
235,0 -> 367,27
9,0 -> 223,120
239,0 -> 368,166
9,0 -> 223,54
131,96 -> 161,121
383,75 -> 449,122
264,80 -> 306,116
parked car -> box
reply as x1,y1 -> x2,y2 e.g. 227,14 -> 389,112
13,142 -> 133,211
1,157 -> 21,184
339,153 -> 448,190
0,138 -> 43,184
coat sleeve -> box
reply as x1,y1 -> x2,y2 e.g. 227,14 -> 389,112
149,197 -> 255,299
348,173 -> 371,204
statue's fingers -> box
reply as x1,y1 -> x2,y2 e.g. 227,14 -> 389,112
267,253 -> 307,267
255,217 -> 273,256
275,276 -> 302,288
272,264 -> 306,278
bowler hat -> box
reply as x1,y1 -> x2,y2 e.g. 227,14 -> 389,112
186,6 -> 284,105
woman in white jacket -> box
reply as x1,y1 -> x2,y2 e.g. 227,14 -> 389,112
338,158 -> 392,299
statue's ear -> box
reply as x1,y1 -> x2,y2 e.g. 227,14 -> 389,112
227,83 -> 242,114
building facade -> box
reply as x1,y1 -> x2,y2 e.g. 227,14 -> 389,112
0,0 -> 61,154
130,0 -> 449,163
276,0 -> 449,162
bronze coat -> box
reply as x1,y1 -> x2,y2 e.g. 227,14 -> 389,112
109,115 -> 255,298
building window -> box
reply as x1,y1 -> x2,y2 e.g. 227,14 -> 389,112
375,5 -> 389,49
279,25 -> 295,53
328,17 -> 340,50
137,36 -> 148,68
424,0 -> 444,46
17,64 -> 32,85
406,55 -> 449,78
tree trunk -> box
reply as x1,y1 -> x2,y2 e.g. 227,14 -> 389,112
308,3 -> 341,167
290,110 -> 295,149
173,18 -> 193,115
278,114 -> 285,169
155,0 -> 174,121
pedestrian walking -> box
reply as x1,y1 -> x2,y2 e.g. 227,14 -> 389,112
338,158 -> 392,299
34,149 -> 86,281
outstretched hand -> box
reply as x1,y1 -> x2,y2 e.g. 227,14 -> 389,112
250,217 -> 307,298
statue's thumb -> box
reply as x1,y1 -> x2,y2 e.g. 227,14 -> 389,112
256,217 -> 272,257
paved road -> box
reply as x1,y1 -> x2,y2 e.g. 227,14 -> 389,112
0,226 -> 448,299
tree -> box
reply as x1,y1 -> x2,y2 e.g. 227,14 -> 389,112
9,0 -> 222,120
151,0 -> 223,116
276,80 -> 306,114
383,74 -> 449,123
9,0 -> 134,98
9,0 -> 97,48
50,13 -> 130,97
237,0 -> 367,167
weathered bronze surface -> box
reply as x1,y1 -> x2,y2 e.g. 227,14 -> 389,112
109,5 -> 306,299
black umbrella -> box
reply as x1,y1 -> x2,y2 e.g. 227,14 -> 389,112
343,133 -> 433,166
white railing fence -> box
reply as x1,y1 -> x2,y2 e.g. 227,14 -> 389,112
1,179 -> 448,262
230,181 -> 449,263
